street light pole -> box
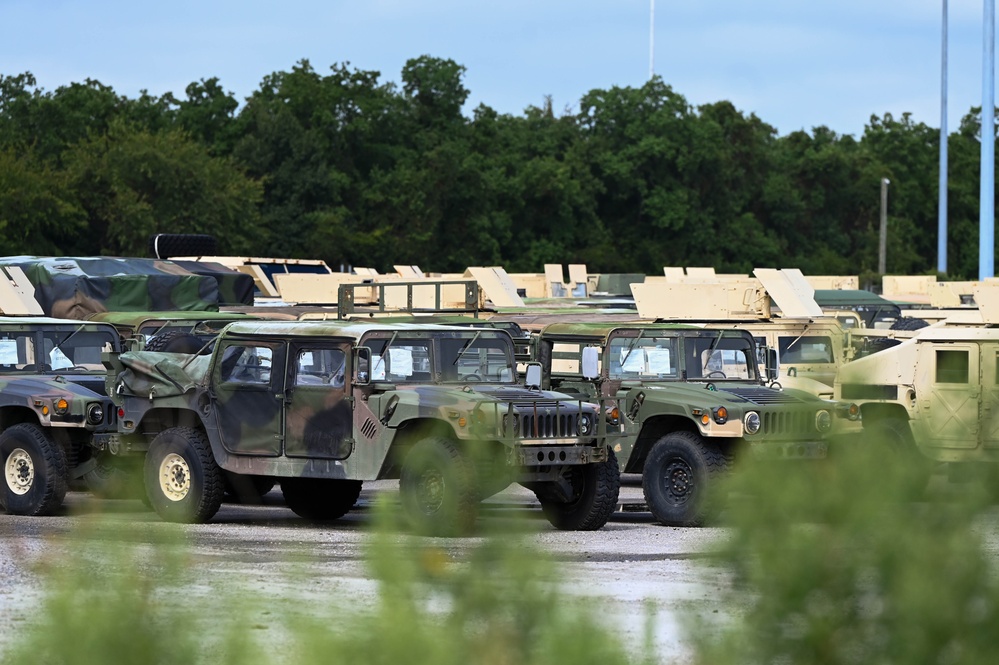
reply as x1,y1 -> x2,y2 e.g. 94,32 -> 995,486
649,0 -> 655,79
879,178 -> 890,275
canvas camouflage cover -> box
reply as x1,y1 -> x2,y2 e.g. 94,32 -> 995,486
170,260 -> 254,306
0,256 -> 238,318
112,351 -> 212,399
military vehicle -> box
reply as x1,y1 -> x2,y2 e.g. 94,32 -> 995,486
534,321 -> 852,525
0,317 -> 121,515
87,310 -> 259,351
101,320 -> 620,533
835,327 -> 999,478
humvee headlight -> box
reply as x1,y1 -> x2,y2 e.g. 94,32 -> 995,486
54,398 -> 70,416
848,403 -> 860,421
502,413 -> 519,436
579,414 -> 593,435
744,411 -> 761,434
816,410 -> 832,433
712,407 -> 728,424
87,403 -> 105,425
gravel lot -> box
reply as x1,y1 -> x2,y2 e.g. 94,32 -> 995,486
0,475 -> 729,663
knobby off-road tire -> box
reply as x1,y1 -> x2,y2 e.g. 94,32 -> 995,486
537,449 -> 621,531
399,437 -> 479,537
143,330 -> 208,354
862,417 -> 934,497
279,478 -> 362,521
144,427 -> 224,523
84,452 -> 147,503
642,431 -> 727,526
224,473 -> 278,505
148,233 -> 217,259
0,423 -> 68,516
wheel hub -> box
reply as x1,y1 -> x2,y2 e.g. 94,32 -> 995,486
159,453 -> 191,502
4,448 -> 34,495
416,469 -> 446,514
663,459 -> 693,503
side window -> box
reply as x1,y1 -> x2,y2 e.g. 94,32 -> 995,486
779,336 -> 834,364
935,349 -> 969,384
296,348 -> 346,387
551,342 -> 583,375
220,345 -> 273,385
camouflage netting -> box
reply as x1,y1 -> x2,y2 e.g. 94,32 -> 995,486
0,257 -> 253,319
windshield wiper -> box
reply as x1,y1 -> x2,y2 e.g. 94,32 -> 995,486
702,330 -> 725,374
452,330 -> 483,365
620,330 -> 646,367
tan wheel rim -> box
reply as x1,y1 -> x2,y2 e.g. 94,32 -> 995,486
5,448 -> 34,496
159,453 -> 191,502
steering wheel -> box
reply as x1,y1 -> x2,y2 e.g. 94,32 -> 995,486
705,370 -> 727,379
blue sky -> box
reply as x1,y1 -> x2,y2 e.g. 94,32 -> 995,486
0,0 -> 988,137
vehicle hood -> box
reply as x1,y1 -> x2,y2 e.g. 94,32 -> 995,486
114,351 -> 213,398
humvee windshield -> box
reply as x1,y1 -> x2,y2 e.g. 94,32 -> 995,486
364,330 -> 516,384
0,326 -> 119,373
608,330 -> 757,381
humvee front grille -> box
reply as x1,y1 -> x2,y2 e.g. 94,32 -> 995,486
520,413 -> 583,439
762,411 -> 813,436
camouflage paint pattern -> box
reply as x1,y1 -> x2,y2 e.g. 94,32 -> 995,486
0,257 -> 223,319
537,322 -> 841,471
106,321 -> 610,483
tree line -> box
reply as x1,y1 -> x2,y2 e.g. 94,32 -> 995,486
0,56 -> 994,279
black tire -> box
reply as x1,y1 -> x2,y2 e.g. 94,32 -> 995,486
862,418 -> 934,494
143,427 -> 223,523
0,424 -> 68,516
279,478 -> 361,521
149,233 -> 218,259
223,473 -> 277,505
890,317 -> 930,331
642,431 -> 727,526
537,449 -> 621,530
399,437 -> 479,536
143,330 -> 209,354
83,453 -> 146,502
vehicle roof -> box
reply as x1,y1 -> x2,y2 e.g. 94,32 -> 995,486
88,310 -> 258,326
540,321 -> 706,341
220,319 -> 515,340
0,315 -> 119,330
914,327 -> 999,343
812,289 -> 897,308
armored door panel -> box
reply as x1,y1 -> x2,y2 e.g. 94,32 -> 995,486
980,346 -> 999,448
919,345 -> 979,448
214,341 -> 285,455
284,343 -> 353,459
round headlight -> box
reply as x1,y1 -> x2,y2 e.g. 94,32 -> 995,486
54,398 -> 70,416
579,414 -> 592,435
744,411 -> 761,434
503,413 -> 520,436
87,403 -> 105,425
816,410 -> 832,433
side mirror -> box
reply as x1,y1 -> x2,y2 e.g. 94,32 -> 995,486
355,347 -> 371,386
581,346 -> 600,380
765,347 -> 780,382
525,363 -> 542,389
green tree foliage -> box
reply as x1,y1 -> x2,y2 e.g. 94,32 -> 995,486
0,61 -> 994,277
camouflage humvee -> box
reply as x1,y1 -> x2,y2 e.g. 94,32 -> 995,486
834,327 -> 999,476
86,310 -> 259,351
0,317 -> 120,516
101,320 -> 620,533
535,322 -> 855,525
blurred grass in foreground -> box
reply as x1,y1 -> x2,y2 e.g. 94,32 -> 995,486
691,442 -> 999,665
3,498 -> 643,665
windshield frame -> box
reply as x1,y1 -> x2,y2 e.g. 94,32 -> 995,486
360,329 -> 518,385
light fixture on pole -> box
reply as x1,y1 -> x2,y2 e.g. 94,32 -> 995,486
879,178 -> 890,275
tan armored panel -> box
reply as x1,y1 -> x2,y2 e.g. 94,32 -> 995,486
507,273 -> 548,298
0,266 -> 44,315
381,281 -> 483,310
754,268 -> 823,318
544,264 -> 568,298
235,264 -> 280,298
273,273 -> 367,304
805,275 -> 859,290
685,267 -> 716,279
632,281 -> 769,319
973,284 -> 999,324
353,267 -> 380,278
928,283 -> 962,307
393,265 -> 424,279
882,275 -> 936,303
568,264 -> 588,297
463,267 -> 525,308
663,267 -> 686,282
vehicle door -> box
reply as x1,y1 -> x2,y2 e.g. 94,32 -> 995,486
213,338 -> 286,455
284,340 -> 354,459
978,344 -> 999,449
918,343 -> 980,449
